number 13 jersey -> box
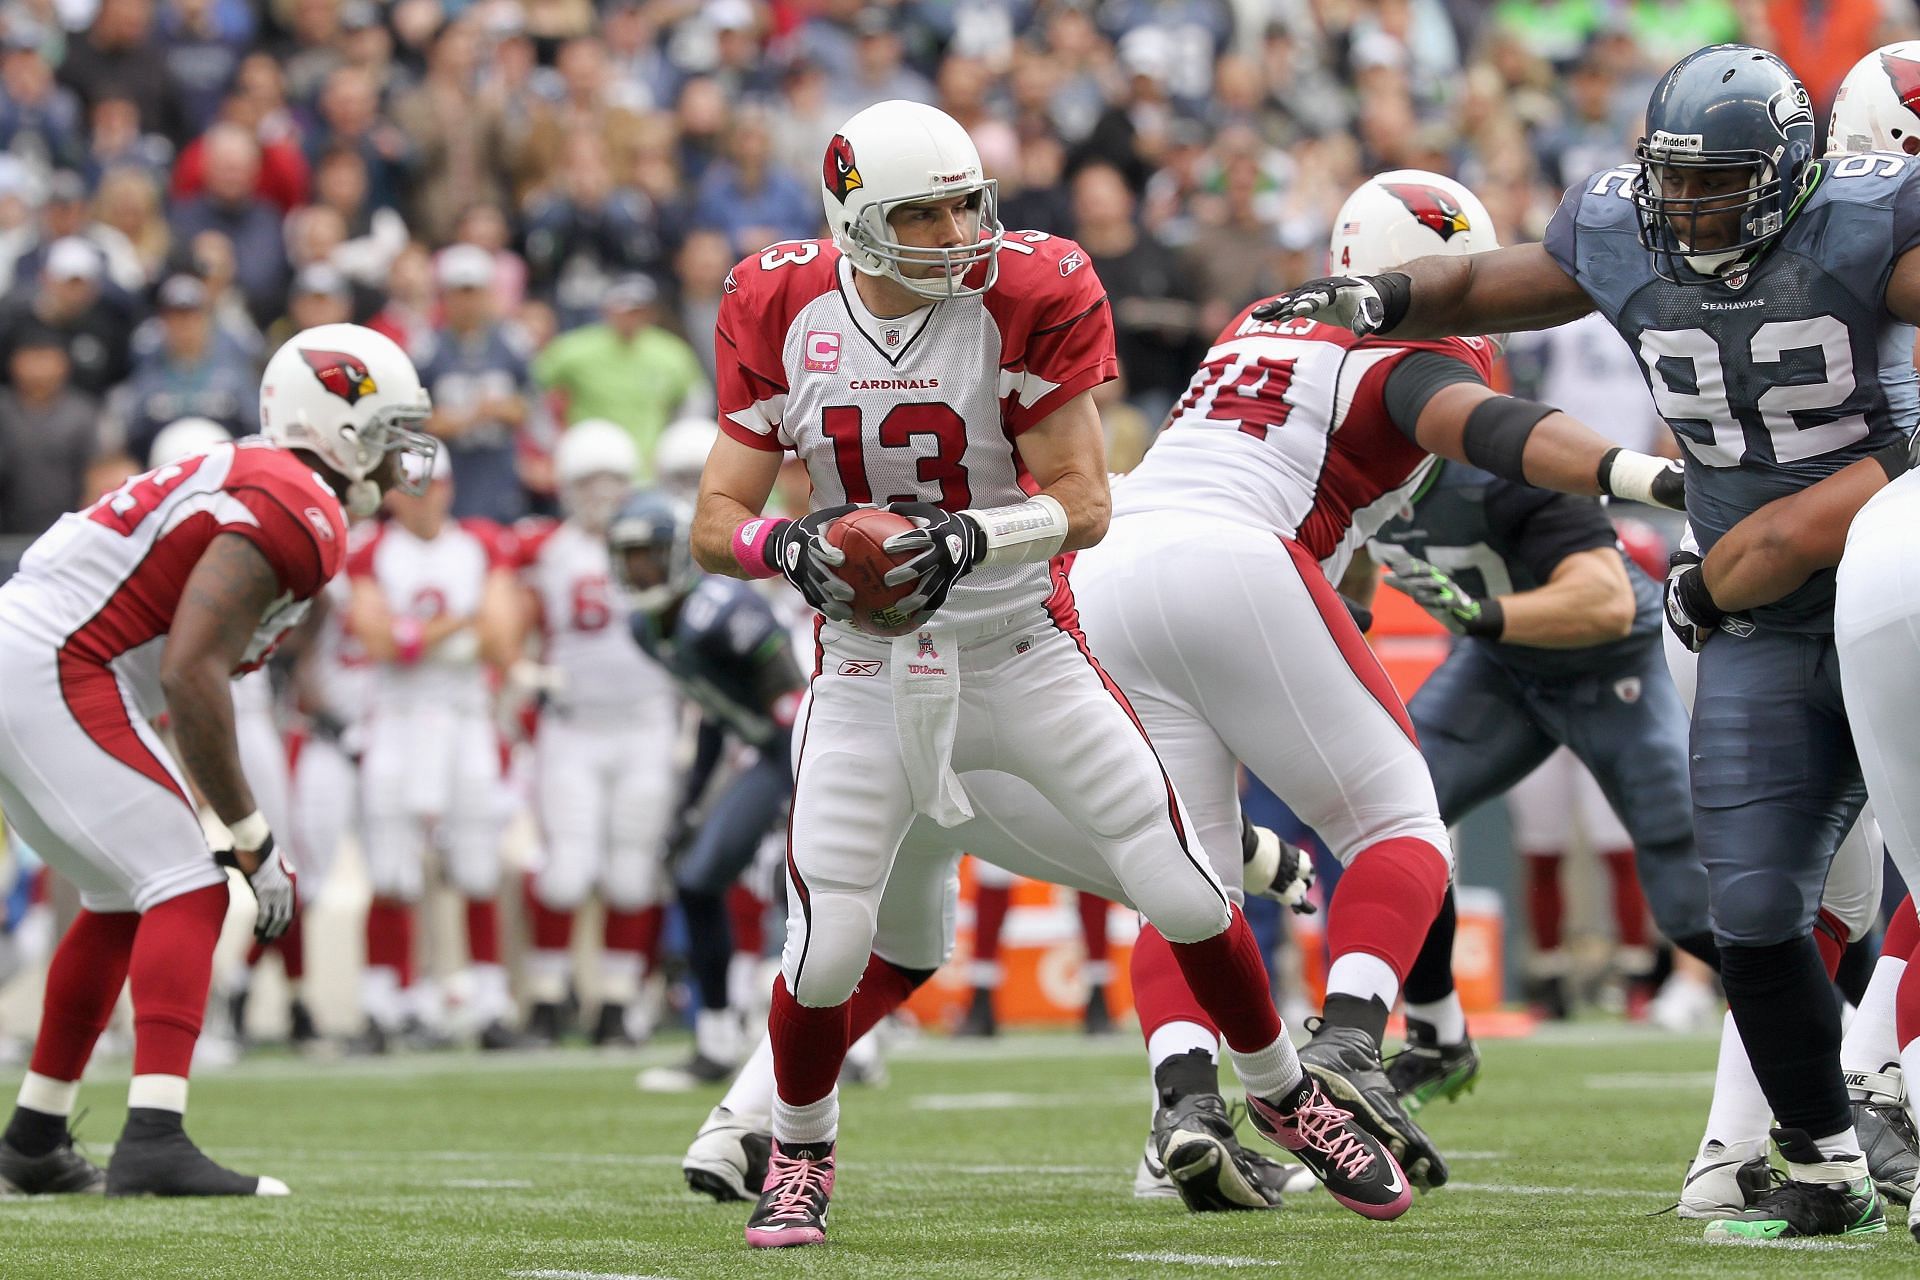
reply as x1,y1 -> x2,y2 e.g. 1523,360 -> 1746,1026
715,234 -> 1117,630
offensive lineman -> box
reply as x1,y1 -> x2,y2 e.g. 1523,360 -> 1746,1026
0,324 -> 434,1196
1263,44 -> 1920,1240
694,100 -> 1409,1246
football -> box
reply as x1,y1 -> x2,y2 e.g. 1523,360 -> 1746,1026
826,507 -> 923,637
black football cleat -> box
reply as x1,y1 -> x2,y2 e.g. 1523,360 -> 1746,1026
1846,1066 -> 1918,1205
1386,1018 -> 1481,1114
955,986 -> 997,1037
591,1003 -> 638,1047
524,1000 -> 567,1047
745,1140 -> 833,1247
344,1020 -> 391,1056
1704,1129 -> 1883,1240
1083,985 -> 1113,1036
0,1130 -> 105,1195
1152,1090 -> 1281,1211
1298,1000 -> 1449,1190
477,1019 -> 523,1051
1247,1077 -> 1410,1219
287,998 -> 320,1047
105,1110 -> 288,1197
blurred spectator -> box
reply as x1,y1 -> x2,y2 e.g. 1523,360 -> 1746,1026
168,123 -> 287,324
516,35 -> 646,202
532,273 -> 708,473
417,243 -> 538,522
171,93 -> 312,214
0,238 -> 134,396
1070,161 -> 1201,426
283,204 -> 381,318
826,7 -> 937,116
767,61 -> 842,182
58,0 -> 179,143
309,65 -> 413,216
278,0 -> 344,105
181,226 -> 265,356
705,0 -> 778,101
366,239 -> 436,359
1184,135 -> 1299,335
390,19 -> 513,247
672,227 -> 732,382
520,133 -> 666,330
1533,54 -> 1634,191
265,259 -> 357,351
600,0 -> 674,112
691,105 -> 818,255
1074,25 -> 1181,192
0,22 -> 88,176
447,203 -> 528,316
92,167 -> 169,291
312,144 -> 409,287
0,325 -> 102,537
998,134 -> 1073,235
161,0 -> 256,137
84,95 -> 175,189
114,271 -> 255,464
0,160 -> 42,291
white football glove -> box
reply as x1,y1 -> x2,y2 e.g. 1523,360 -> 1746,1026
1251,275 -> 1388,337
216,830 -> 299,942
1244,820 -> 1315,914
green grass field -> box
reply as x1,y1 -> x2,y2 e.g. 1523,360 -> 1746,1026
2,1026 -> 1914,1278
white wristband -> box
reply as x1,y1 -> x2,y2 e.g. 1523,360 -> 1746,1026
1601,450 -> 1672,506
227,810 -> 270,852
968,495 -> 1070,567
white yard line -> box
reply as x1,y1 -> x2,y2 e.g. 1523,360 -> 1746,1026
1582,1072 -> 1716,1091
506,1270 -> 680,1280
1113,1252 -> 1281,1269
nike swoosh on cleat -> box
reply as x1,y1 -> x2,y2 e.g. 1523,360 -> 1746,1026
1684,1160 -> 1740,1188
1383,1167 -> 1404,1195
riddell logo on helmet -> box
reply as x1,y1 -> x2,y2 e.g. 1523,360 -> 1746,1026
824,135 -> 862,203
1380,183 -> 1471,241
300,348 -> 378,405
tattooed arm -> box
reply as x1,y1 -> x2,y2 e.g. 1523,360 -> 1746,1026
159,532 -> 286,864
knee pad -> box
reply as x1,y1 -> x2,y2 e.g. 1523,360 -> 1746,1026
445,823 -> 503,901
602,848 -> 667,914
783,893 -> 879,1008
532,848 -> 595,914
1709,866 -> 1817,948
363,821 -> 426,902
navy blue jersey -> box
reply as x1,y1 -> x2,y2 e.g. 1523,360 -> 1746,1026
1544,154 -> 1920,630
1371,462 -> 1662,678
629,576 -> 791,747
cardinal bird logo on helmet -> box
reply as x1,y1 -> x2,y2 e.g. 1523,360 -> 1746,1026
824,134 -> 862,203
1381,182 -> 1471,242
1883,51 -> 1920,150
300,348 -> 378,406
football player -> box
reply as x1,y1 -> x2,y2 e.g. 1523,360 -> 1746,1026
1262,44 -> 1920,1240
0,325 -> 432,1196
345,451 -> 522,1051
516,421 -> 678,1046
695,101 -> 1409,1245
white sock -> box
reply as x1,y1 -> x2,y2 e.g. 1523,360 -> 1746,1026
470,963 -> 511,1023
1084,959 -> 1114,986
772,1089 -> 838,1147
1699,1011 -> 1773,1151
728,952 -> 765,1012
360,965 -> 404,1030
966,959 -> 1003,988
695,1008 -> 742,1065
127,1074 -> 188,1113
1146,1020 -> 1218,1072
720,1032 -> 776,1130
1225,1035 -> 1303,1100
1406,995 -> 1467,1046
600,952 -> 642,1005
525,950 -> 571,1004
16,1072 -> 78,1118
1325,953 -> 1399,1008
1839,955 -> 1906,1081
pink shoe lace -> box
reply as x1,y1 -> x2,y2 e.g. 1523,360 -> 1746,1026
759,1150 -> 834,1222
1277,1085 -> 1377,1180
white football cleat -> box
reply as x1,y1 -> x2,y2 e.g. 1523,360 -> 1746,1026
683,1105 -> 771,1203
1133,1134 -> 1181,1199
1678,1138 -> 1773,1220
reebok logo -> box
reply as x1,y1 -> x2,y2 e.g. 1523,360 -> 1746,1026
838,659 -> 881,677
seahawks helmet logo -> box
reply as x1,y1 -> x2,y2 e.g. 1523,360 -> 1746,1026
824,134 -> 862,204
1380,183 -> 1470,241
299,348 -> 378,406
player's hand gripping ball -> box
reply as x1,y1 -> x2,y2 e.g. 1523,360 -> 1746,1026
826,507 -> 924,637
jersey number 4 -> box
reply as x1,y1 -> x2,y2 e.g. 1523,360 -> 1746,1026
88,458 -> 205,536
822,403 -> 972,509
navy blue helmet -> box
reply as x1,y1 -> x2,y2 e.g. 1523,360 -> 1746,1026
1631,45 -> 1817,283
607,489 -> 698,613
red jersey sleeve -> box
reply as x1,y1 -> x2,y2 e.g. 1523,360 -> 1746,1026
985,233 -> 1118,436
344,521 -> 384,580
460,518 -> 518,571
221,445 -> 348,600
510,516 -> 560,572
714,241 -> 837,453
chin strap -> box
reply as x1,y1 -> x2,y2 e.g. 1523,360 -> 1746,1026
346,479 -> 381,518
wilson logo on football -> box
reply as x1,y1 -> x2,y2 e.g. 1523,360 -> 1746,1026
300,348 -> 378,405
1380,183 -> 1472,241
824,134 -> 862,203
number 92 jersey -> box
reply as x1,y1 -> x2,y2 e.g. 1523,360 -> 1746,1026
715,233 -> 1117,630
1545,153 -> 1920,630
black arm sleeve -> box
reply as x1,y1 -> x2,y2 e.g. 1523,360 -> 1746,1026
678,716 -> 728,815
1381,350 -> 1488,444
1484,480 -> 1619,586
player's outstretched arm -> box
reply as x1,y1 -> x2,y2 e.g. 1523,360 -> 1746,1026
1253,244 -> 1593,340
159,533 -> 284,832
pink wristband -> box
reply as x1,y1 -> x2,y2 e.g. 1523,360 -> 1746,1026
393,616 -> 425,665
732,517 -> 788,580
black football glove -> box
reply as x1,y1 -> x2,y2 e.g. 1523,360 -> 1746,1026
768,503 -> 859,622
1251,275 -> 1390,335
1663,549 -> 1725,654
881,502 -> 986,619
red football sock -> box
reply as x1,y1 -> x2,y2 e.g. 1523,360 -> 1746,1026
244,939 -> 266,969
1130,922 -> 1218,1047
1327,836 -> 1451,981
1814,907 -> 1847,978
28,909 -> 140,1082
1078,893 -> 1111,964
768,975 -> 850,1107
848,955 -> 920,1041
605,905 -> 665,967
973,881 -> 1010,964
727,884 -> 766,955
366,898 -> 415,987
1165,907 -> 1280,1053
1600,850 -> 1649,949
129,883 -> 229,1078
1898,954 -> 1920,1052
275,913 -> 306,982
1887,895 -> 1920,963
1523,852 -> 1565,953
527,898 -> 573,951
465,899 -> 501,966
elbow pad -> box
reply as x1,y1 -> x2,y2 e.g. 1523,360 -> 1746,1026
1461,397 -> 1556,482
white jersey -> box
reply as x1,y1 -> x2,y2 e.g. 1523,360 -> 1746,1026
0,441 -> 347,720
715,236 -> 1117,629
1113,307 -> 1497,583
514,516 -> 674,721
346,516 -> 511,712
307,570 -> 374,726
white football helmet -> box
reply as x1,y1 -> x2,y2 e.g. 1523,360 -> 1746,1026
555,418 -> 637,532
821,99 -> 1005,301
1829,42 -> 1920,155
1327,170 -> 1498,277
260,323 -> 435,518
148,417 -> 233,468
653,416 -> 718,499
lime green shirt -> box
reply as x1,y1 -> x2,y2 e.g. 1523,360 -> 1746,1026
533,323 -> 711,477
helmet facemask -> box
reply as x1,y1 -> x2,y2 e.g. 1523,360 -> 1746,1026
1631,143 -> 1796,281
608,508 -> 695,615
843,182 -> 1005,301
335,404 -> 437,516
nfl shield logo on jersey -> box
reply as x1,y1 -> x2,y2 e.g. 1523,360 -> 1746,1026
1613,677 -> 1641,704
884,326 -> 902,348
916,631 -> 938,659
